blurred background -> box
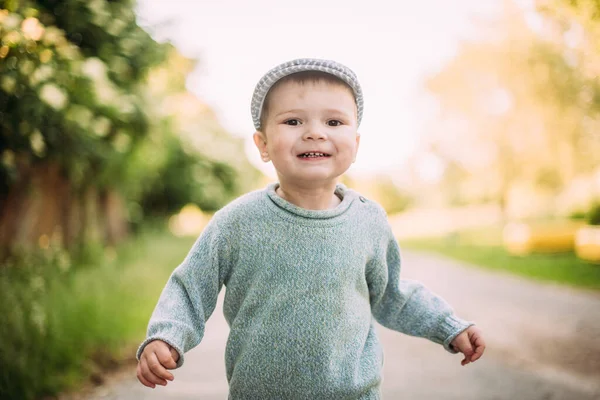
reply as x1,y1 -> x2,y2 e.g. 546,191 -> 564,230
1,0 -> 599,399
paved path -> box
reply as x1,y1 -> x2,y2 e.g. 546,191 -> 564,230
84,251 -> 600,399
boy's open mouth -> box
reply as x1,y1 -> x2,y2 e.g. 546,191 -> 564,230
297,152 -> 331,158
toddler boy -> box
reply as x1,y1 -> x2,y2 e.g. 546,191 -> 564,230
136,58 -> 485,399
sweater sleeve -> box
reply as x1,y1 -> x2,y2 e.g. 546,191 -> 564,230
367,226 -> 473,353
136,216 -> 230,368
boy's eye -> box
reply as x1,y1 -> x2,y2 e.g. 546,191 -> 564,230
284,119 -> 301,126
327,120 -> 343,127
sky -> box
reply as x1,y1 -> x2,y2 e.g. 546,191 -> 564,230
135,0 -> 504,178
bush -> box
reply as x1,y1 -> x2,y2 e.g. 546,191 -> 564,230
568,210 -> 588,220
588,203 -> 600,225
0,228 -> 195,400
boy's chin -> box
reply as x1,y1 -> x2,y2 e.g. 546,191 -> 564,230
284,173 -> 346,186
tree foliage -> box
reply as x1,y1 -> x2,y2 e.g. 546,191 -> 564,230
0,0 -> 261,220
0,0 -> 166,191
424,1 -> 600,212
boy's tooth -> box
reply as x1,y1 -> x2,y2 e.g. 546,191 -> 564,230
300,152 -> 328,157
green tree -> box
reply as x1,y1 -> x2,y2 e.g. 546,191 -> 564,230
0,1 -> 261,253
372,175 -> 413,215
126,45 -> 262,215
0,0 -> 165,191
424,1 -> 600,214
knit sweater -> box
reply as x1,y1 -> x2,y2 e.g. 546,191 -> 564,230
137,183 -> 473,399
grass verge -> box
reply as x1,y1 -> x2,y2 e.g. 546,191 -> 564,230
401,230 -> 600,291
0,227 -> 196,400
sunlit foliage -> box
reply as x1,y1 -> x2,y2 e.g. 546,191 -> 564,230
424,1 -> 600,216
0,0 -> 165,191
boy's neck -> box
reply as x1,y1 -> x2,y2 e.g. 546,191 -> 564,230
275,180 -> 341,210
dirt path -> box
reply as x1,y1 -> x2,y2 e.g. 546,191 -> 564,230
80,250 -> 600,399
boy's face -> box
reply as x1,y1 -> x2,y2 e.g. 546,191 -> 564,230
253,80 -> 360,187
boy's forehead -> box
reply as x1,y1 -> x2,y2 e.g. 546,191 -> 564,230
265,81 -> 358,121
269,79 -> 355,101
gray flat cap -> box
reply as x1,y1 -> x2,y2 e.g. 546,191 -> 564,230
251,58 -> 364,130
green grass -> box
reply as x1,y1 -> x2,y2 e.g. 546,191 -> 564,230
0,228 -> 196,400
400,228 -> 600,291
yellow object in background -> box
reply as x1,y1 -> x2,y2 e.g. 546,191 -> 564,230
575,226 -> 600,264
503,221 -> 585,255
168,204 -> 208,237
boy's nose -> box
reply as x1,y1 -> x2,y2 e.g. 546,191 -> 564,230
303,123 -> 327,140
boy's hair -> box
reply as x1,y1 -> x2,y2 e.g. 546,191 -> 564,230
258,71 -> 356,131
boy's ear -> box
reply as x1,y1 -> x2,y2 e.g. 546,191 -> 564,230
253,131 -> 270,162
353,132 -> 361,162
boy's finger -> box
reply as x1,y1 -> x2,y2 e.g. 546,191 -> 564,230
456,337 -> 474,366
141,364 -> 167,387
461,353 -> 472,366
137,363 -> 156,388
470,334 -> 486,362
143,354 -> 169,385
156,346 -> 177,371
147,351 -> 174,381
169,347 -> 180,364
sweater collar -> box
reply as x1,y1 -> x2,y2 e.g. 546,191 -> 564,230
266,182 -> 356,220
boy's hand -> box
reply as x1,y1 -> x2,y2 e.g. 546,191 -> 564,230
137,340 -> 180,388
450,326 -> 485,366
